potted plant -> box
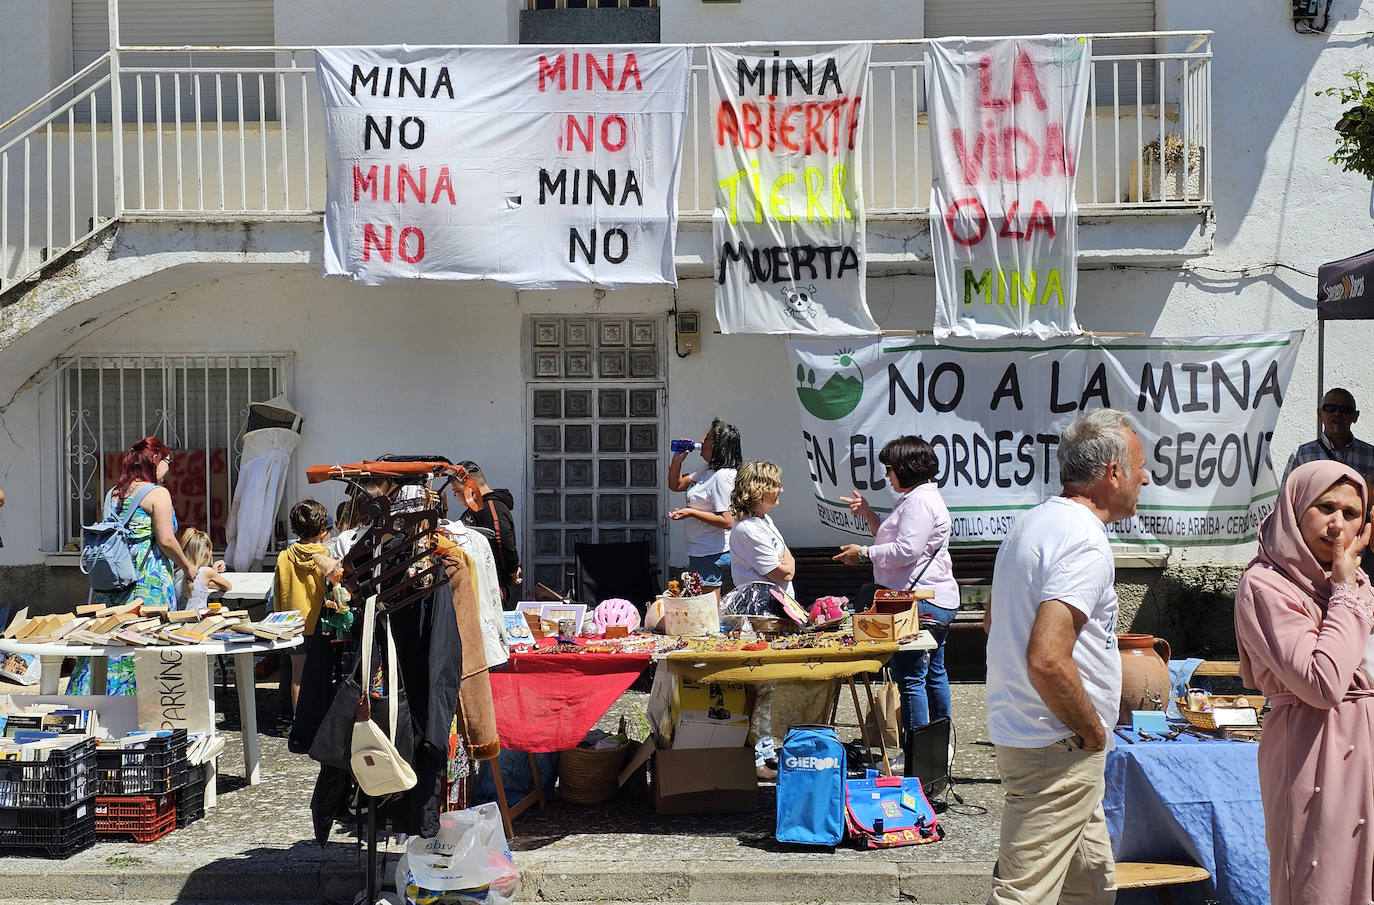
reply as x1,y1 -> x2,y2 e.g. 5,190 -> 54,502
1317,70 -> 1374,181
1130,133 -> 1205,202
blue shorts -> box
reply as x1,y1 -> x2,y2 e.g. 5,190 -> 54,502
688,551 -> 731,589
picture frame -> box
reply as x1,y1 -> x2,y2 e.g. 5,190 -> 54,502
502,611 -> 535,646
538,603 -> 587,635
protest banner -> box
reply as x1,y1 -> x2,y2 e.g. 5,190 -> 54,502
926,36 -> 1091,339
316,45 -> 691,287
788,332 -> 1303,546
710,44 -> 878,335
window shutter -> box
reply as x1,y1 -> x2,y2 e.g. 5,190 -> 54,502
72,0 -> 276,120
925,0 -> 1158,103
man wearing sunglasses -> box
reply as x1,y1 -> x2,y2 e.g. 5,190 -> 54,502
1281,388 -> 1374,487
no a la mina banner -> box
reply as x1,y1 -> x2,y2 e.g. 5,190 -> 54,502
926,36 -> 1092,340
709,44 -> 879,336
787,332 -> 1304,547
315,45 -> 691,288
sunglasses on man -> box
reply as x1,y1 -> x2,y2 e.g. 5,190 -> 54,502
1322,404 -> 1358,415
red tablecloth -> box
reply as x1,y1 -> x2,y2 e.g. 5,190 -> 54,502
489,651 -> 651,753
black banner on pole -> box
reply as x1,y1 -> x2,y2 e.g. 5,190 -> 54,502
1317,247 -> 1374,321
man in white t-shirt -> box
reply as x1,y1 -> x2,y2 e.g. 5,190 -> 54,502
984,409 -> 1149,905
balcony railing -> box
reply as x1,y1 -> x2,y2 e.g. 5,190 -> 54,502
0,33 -> 1211,293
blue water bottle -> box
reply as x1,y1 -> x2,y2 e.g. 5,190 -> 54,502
670,439 -> 702,455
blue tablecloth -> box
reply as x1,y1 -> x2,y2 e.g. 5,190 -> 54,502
1104,730 -> 1268,905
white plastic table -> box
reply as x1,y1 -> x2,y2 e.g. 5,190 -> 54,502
217,572 -> 273,602
0,636 -> 301,794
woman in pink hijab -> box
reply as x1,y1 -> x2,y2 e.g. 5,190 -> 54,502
1234,459 -> 1374,905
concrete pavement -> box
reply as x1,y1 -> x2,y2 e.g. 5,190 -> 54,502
0,672 -> 1001,904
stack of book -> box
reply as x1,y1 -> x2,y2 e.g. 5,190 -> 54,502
0,706 -> 102,745
1,604 -> 303,648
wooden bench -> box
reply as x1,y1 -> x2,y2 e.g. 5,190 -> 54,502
791,544 -> 999,602
1115,861 -> 1211,904
1192,660 -> 1242,678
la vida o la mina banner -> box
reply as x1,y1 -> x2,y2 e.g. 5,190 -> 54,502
788,332 -> 1303,547
926,36 -> 1091,339
710,44 -> 879,336
316,45 -> 690,288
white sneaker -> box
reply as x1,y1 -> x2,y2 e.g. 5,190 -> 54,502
887,751 -> 905,773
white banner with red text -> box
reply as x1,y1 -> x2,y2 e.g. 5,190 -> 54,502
709,43 -> 878,335
787,332 -> 1303,547
316,45 -> 690,288
926,36 -> 1091,339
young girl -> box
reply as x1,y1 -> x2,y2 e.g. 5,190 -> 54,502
177,527 -> 232,610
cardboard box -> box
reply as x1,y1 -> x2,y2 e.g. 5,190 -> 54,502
652,746 -> 757,815
672,712 -> 750,749
671,678 -> 750,749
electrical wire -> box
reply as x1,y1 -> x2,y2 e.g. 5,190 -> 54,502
1092,261 -> 1318,280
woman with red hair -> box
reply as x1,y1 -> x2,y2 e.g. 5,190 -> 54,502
72,437 -> 199,693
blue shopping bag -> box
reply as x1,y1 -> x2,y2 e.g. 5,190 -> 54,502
775,724 -> 846,846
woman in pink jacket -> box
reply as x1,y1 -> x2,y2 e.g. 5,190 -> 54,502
1234,459 -> 1374,905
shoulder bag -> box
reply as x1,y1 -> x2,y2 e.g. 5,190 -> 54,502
348,593 -> 417,796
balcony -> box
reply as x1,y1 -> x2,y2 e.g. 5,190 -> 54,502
0,33 -> 1211,293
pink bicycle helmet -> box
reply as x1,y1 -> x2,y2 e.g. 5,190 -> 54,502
592,598 -> 641,633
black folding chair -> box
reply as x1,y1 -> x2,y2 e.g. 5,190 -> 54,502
573,540 -> 656,609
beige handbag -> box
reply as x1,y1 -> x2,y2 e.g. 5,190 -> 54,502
349,593 -> 418,797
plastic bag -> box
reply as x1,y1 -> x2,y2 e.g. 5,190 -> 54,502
395,802 -> 520,905
720,581 -> 804,627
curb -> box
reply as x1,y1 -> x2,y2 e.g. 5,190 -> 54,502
0,857 -> 997,904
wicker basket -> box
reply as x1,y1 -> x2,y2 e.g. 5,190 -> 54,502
557,742 -> 631,804
1175,695 -> 1266,731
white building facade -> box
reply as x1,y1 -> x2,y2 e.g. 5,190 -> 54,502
0,0 -> 1370,627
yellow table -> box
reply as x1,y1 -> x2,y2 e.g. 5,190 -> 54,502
660,639 -> 915,775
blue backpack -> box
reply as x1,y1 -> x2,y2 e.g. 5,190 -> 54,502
80,485 -> 155,592
775,724 -> 846,846
844,769 -> 944,848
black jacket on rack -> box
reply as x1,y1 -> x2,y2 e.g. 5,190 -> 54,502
299,532 -> 464,842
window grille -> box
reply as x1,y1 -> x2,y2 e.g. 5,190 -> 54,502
53,353 -> 294,552
528,0 -> 656,9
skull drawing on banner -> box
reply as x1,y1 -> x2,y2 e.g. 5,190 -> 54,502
781,285 -> 820,322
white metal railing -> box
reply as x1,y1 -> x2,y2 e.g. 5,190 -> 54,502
0,32 -> 1211,295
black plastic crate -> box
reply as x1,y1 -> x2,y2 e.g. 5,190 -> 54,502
175,763 -> 207,828
95,730 -> 189,795
0,799 -> 96,858
0,738 -> 96,809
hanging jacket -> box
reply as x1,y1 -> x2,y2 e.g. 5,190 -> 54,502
440,519 -> 509,670
436,538 -> 501,761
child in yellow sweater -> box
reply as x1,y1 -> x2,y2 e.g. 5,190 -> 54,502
274,499 -> 339,713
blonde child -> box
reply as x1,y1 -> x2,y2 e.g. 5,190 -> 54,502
176,527 -> 231,611
274,499 -> 340,713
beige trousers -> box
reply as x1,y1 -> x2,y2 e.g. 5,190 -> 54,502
989,740 -> 1116,905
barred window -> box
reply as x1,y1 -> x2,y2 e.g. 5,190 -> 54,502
528,1 -> 656,8
54,353 -> 294,552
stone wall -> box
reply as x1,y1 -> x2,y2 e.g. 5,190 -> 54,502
0,564 -> 91,623
1117,564 -> 1246,660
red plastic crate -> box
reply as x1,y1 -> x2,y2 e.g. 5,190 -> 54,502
94,793 -> 176,843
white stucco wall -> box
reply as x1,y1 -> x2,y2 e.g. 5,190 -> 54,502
0,1 -> 72,125
2,0 -> 1374,578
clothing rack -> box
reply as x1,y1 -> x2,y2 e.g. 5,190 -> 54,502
307,459 -> 467,905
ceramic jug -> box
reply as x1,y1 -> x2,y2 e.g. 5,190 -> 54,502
1117,633 -> 1172,725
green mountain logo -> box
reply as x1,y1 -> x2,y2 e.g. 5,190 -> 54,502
796,349 -> 864,420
